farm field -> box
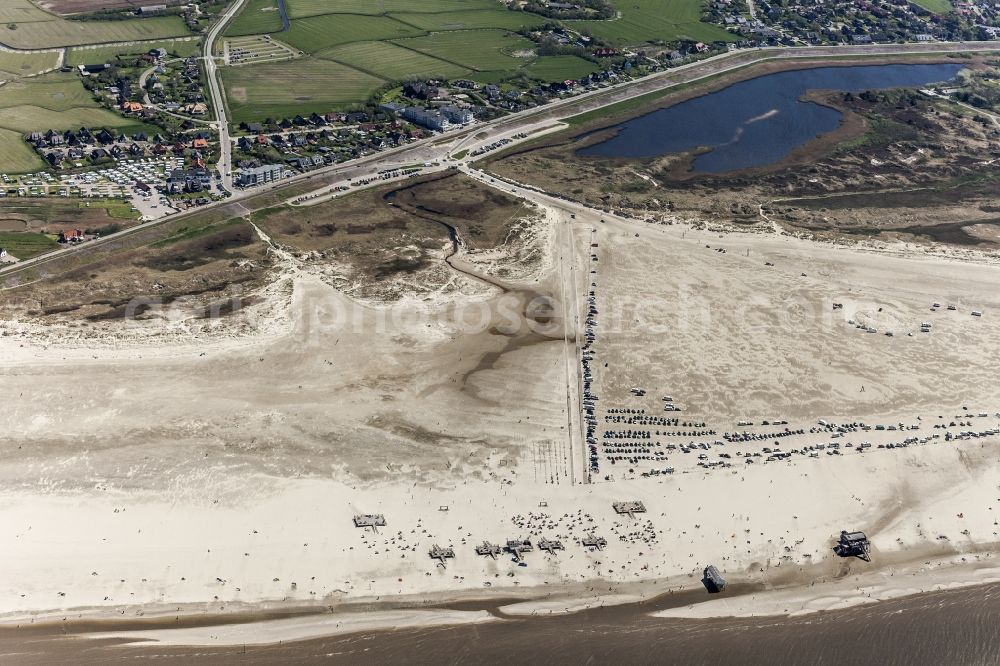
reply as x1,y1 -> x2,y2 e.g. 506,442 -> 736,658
0,0 -> 53,24
0,73 -> 135,146
391,9 -> 543,32
1,11 -> 192,49
567,0 -> 736,45
0,50 -> 60,80
0,199 -> 141,261
66,38 -> 201,66
225,0 -> 284,37
34,0 -> 182,15
0,231 -> 59,259
220,0 -> 738,118
0,198 -> 136,226
0,106 -> 134,133
525,55 -> 600,82
0,74 -> 101,111
281,13 -> 423,53
223,57 -> 386,122
392,29 -> 534,72
911,0 -> 953,12
285,0 -> 499,20
319,41 -> 469,80
0,129 -> 45,174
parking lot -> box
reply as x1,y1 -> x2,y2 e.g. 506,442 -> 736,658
1,156 -> 188,221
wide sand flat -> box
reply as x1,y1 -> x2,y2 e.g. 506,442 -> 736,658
1,198 -> 999,635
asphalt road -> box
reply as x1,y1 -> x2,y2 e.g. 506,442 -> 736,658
203,0 -> 248,193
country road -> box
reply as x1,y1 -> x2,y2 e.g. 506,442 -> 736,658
203,0 -> 248,193
5,37 -> 1000,281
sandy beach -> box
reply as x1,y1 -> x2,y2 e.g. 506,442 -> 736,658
1,181 -> 999,647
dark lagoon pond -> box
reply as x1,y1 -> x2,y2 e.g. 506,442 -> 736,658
577,63 -> 964,173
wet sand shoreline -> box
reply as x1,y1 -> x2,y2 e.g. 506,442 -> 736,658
3,573 -> 999,665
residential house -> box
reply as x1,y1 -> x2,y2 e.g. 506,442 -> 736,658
166,168 -> 210,193
236,163 -> 284,187
59,228 -> 85,243
401,107 -> 451,131
439,105 -> 474,124
403,81 -> 447,100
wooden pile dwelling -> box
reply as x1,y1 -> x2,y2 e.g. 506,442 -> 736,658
537,538 -> 564,554
505,538 -> 533,561
475,541 -> 503,559
353,514 -> 386,532
428,544 -> 455,567
613,501 -> 647,518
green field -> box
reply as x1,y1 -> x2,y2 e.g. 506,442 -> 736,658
286,0 -> 499,20
225,0 -> 285,37
66,38 -> 201,66
392,29 -> 534,72
0,0 -> 58,23
222,0 -> 741,119
568,0 -> 736,45
391,9 -> 543,32
223,57 -> 386,121
319,41 -> 470,80
0,129 -> 45,174
0,50 -> 60,80
525,55 -> 600,82
910,0 -> 953,12
0,73 -> 137,171
1,1 -> 192,49
0,106 -> 136,133
0,231 -> 59,259
0,74 -> 102,111
282,13 -> 424,53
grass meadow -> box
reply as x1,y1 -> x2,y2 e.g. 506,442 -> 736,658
223,57 -> 386,122
319,41 -> 470,81
391,29 -> 534,72
65,38 -> 201,66
285,0 -> 499,20
282,13 -> 423,53
566,0 -> 736,45
0,50 -> 60,80
0,129 -> 46,174
220,0 -> 741,119
225,0 -> 285,37
1,0 -> 192,48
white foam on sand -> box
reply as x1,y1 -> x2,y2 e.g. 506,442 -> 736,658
499,593 -> 645,616
84,608 -> 498,647
651,562 -> 1000,619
